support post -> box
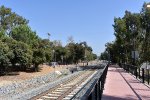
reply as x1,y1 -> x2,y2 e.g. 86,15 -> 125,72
138,68 -> 140,79
142,68 -> 145,83
148,69 -> 149,85
97,81 -> 100,100
135,67 -> 137,78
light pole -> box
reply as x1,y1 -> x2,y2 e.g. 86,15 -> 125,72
82,44 -> 86,66
52,49 -> 56,77
47,33 -> 51,41
52,50 -> 55,62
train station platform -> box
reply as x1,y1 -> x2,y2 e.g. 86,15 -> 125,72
102,64 -> 150,100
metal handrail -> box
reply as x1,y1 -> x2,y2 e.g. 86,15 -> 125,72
121,63 -> 150,85
71,63 -> 108,100
70,70 -> 100,99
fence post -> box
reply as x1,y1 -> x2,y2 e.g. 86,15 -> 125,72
142,68 -> 145,83
148,69 -> 149,85
99,81 -> 102,99
138,68 -> 140,79
135,67 -> 137,78
127,65 -> 129,72
88,93 -> 92,100
94,84 -> 97,100
97,81 -> 100,100
124,64 -> 126,71
123,64 -> 125,70
100,74 -> 105,99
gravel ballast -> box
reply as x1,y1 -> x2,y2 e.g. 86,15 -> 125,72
0,69 -> 82,100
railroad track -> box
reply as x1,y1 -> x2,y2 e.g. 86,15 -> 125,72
31,70 -> 97,100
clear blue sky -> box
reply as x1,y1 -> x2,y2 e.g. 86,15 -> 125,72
1,0 -> 149,55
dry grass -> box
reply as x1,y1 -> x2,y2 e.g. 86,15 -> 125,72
0,64 -> 68,86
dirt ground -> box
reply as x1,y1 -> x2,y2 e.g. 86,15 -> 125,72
0,62 -> 90,87
0,65 -> 69,86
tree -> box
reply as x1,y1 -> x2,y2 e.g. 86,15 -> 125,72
140,2 -> 150,62
54,46 -> 66,64
100,52 -> 109,60
2,37 -> 33,71
79,41 -> 95,62
65,42 -> 84,64
74,43 -> 84,63
92,54 -> 97,60
0,40 -> 13,73
0,5 -> 97,73
106,2 -> 150,65
0,29 -> 5,38
10,41 -> 32,71
113,17 -> 128,63
32,48 -> 46,71
11,25 -> 38,46
32,39 -> 52,71
0,5 -> 28,36
38,39 -> 52,62
52,40 -> 62,47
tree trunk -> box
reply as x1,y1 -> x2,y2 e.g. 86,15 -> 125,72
34,64 -> 39,72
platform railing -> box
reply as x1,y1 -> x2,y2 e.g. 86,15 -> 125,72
120,63 -> 150,85
71,63 -> 109,100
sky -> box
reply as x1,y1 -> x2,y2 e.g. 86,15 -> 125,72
0,0 -> 150,56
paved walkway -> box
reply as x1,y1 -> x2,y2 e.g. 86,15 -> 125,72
102,64 -> 150,100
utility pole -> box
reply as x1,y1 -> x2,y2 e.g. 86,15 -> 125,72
47,33 -> 51,41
